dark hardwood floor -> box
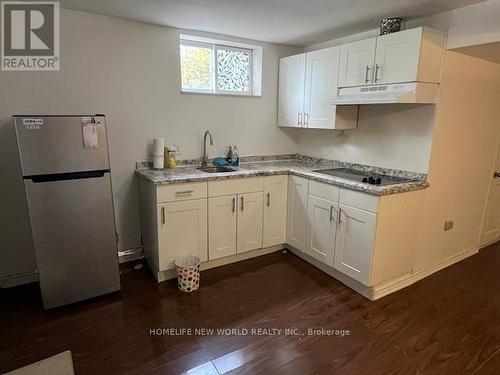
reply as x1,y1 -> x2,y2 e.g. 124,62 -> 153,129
1,244 -> 500,375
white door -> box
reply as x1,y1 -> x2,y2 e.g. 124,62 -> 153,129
334,204 -> 377,286
263,175 -> 288,247
303,47 -> 340,129
277,53 -> 306,127
305,196 -> 338,266
208,195 -> 237,260
286,175 -> 309,251
237,192 -> 264,252
338,38 -> 377,88
158,199 -> 208,271
374,28 -> 422,84
481,147 -> 500,246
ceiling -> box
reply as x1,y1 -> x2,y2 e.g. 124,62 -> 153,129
59,0 -> 484,46
455,42 -> 500,64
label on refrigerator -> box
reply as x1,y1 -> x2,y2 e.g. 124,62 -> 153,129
81,117 -> 99,149
23,118 -> 43,130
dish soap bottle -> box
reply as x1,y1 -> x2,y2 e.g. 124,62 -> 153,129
232,145 -> 240,166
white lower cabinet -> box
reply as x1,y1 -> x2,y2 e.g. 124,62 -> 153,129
263,175 -> 288,247
208,195 -> 237,260
305,196 -> 338,267
286,175 -> 309,251
237,192 -> 264,253
333,204 -> 377,285
157,199 -> 208,271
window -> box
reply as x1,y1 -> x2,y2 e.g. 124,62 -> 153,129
180,35 -> 261,96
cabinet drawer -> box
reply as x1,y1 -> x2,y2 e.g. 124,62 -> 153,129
209,177 -> 264,197
309,180 -> 339,202
157,182 -> 207,203
339,188 -> 379,213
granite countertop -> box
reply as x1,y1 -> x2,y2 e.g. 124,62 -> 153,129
136,156 -> 429,196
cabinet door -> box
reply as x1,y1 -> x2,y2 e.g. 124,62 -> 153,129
338,38 -> 377,88
303,47 -> 340,129
286,176 -> 309,251
237,192 -> 264,252
277,53 -> 306,127
158,199 -> 208,271
374,28 -> 422,84
263,176 -> 288,247
334,204 -> 377,286
305,196 -> 338,267
208,195 -> 237,260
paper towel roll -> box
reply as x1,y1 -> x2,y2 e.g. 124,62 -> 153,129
153,155 -> 164,169
152,138 -> 165,156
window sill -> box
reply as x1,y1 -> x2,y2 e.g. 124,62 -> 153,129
181,91 -> 262,98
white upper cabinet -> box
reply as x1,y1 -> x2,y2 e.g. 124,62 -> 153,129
338,38 -> 377,88
339,27 -> 445,88
278,48 -> 358,130
278,53 -> 306,128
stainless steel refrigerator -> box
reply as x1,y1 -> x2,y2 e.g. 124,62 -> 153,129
14,115 -> 121,309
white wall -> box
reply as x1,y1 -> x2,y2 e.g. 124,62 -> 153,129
0,8 -> 300,281
296,105 -> 435,173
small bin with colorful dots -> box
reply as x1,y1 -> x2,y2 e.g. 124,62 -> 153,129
175,256 -> 200,292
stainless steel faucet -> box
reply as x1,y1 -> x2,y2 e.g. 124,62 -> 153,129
201,130 -> 214,167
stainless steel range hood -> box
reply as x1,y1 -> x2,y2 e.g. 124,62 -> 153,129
331,82 -> 439,105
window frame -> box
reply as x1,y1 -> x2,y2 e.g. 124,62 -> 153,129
180,39 -> 254,97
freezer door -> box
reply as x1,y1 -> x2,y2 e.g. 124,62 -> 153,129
24,171 -> 120,309
14,115 -> 110,176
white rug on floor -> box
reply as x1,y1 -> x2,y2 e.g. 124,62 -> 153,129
3,351 -> 75,375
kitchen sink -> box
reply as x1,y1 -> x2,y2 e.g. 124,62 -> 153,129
197,166 -> 238,173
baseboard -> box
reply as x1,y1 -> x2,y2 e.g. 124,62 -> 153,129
0,270 -> 38,288
479,238 -> 500,250
155,245 -> 285,283
371,245 -> 479,300
118,247 -> 144,264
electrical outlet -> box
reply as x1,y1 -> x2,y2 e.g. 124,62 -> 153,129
444,220 -> 454,231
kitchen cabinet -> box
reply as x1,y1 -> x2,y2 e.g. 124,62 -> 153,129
338,38 -> 377,88
305,195 -> 338,266
208,195 -> 237,260
158,199 -> 208,271
286,175 -> 309,251
263,175 -> 288,248
333,203 -> 377,285
278,48 -> 358,130
237,192 -> 264,253
338,27 -> 445,88
277,53 -> 306,128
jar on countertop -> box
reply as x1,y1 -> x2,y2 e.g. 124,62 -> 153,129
165,146 -> 177,169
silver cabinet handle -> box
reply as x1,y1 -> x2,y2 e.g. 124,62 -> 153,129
374,64 -> 381,83
175,190 -> 194,195
304,112 -> 309,127
267,193 -> 271,207
240,196 -> 244,211
338,207 -> 342,224
329,205 -> 334,222
364,65 -> 371,84
161,206 -> 165,224
297,112 -> 303,127
232,197 -> 236,212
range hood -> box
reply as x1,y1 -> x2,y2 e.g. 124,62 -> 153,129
331,82 -> 439,105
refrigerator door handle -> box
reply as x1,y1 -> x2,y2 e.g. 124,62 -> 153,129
27,170 -> 110,183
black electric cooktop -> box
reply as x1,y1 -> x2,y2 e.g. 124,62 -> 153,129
313,168 -> 416,186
